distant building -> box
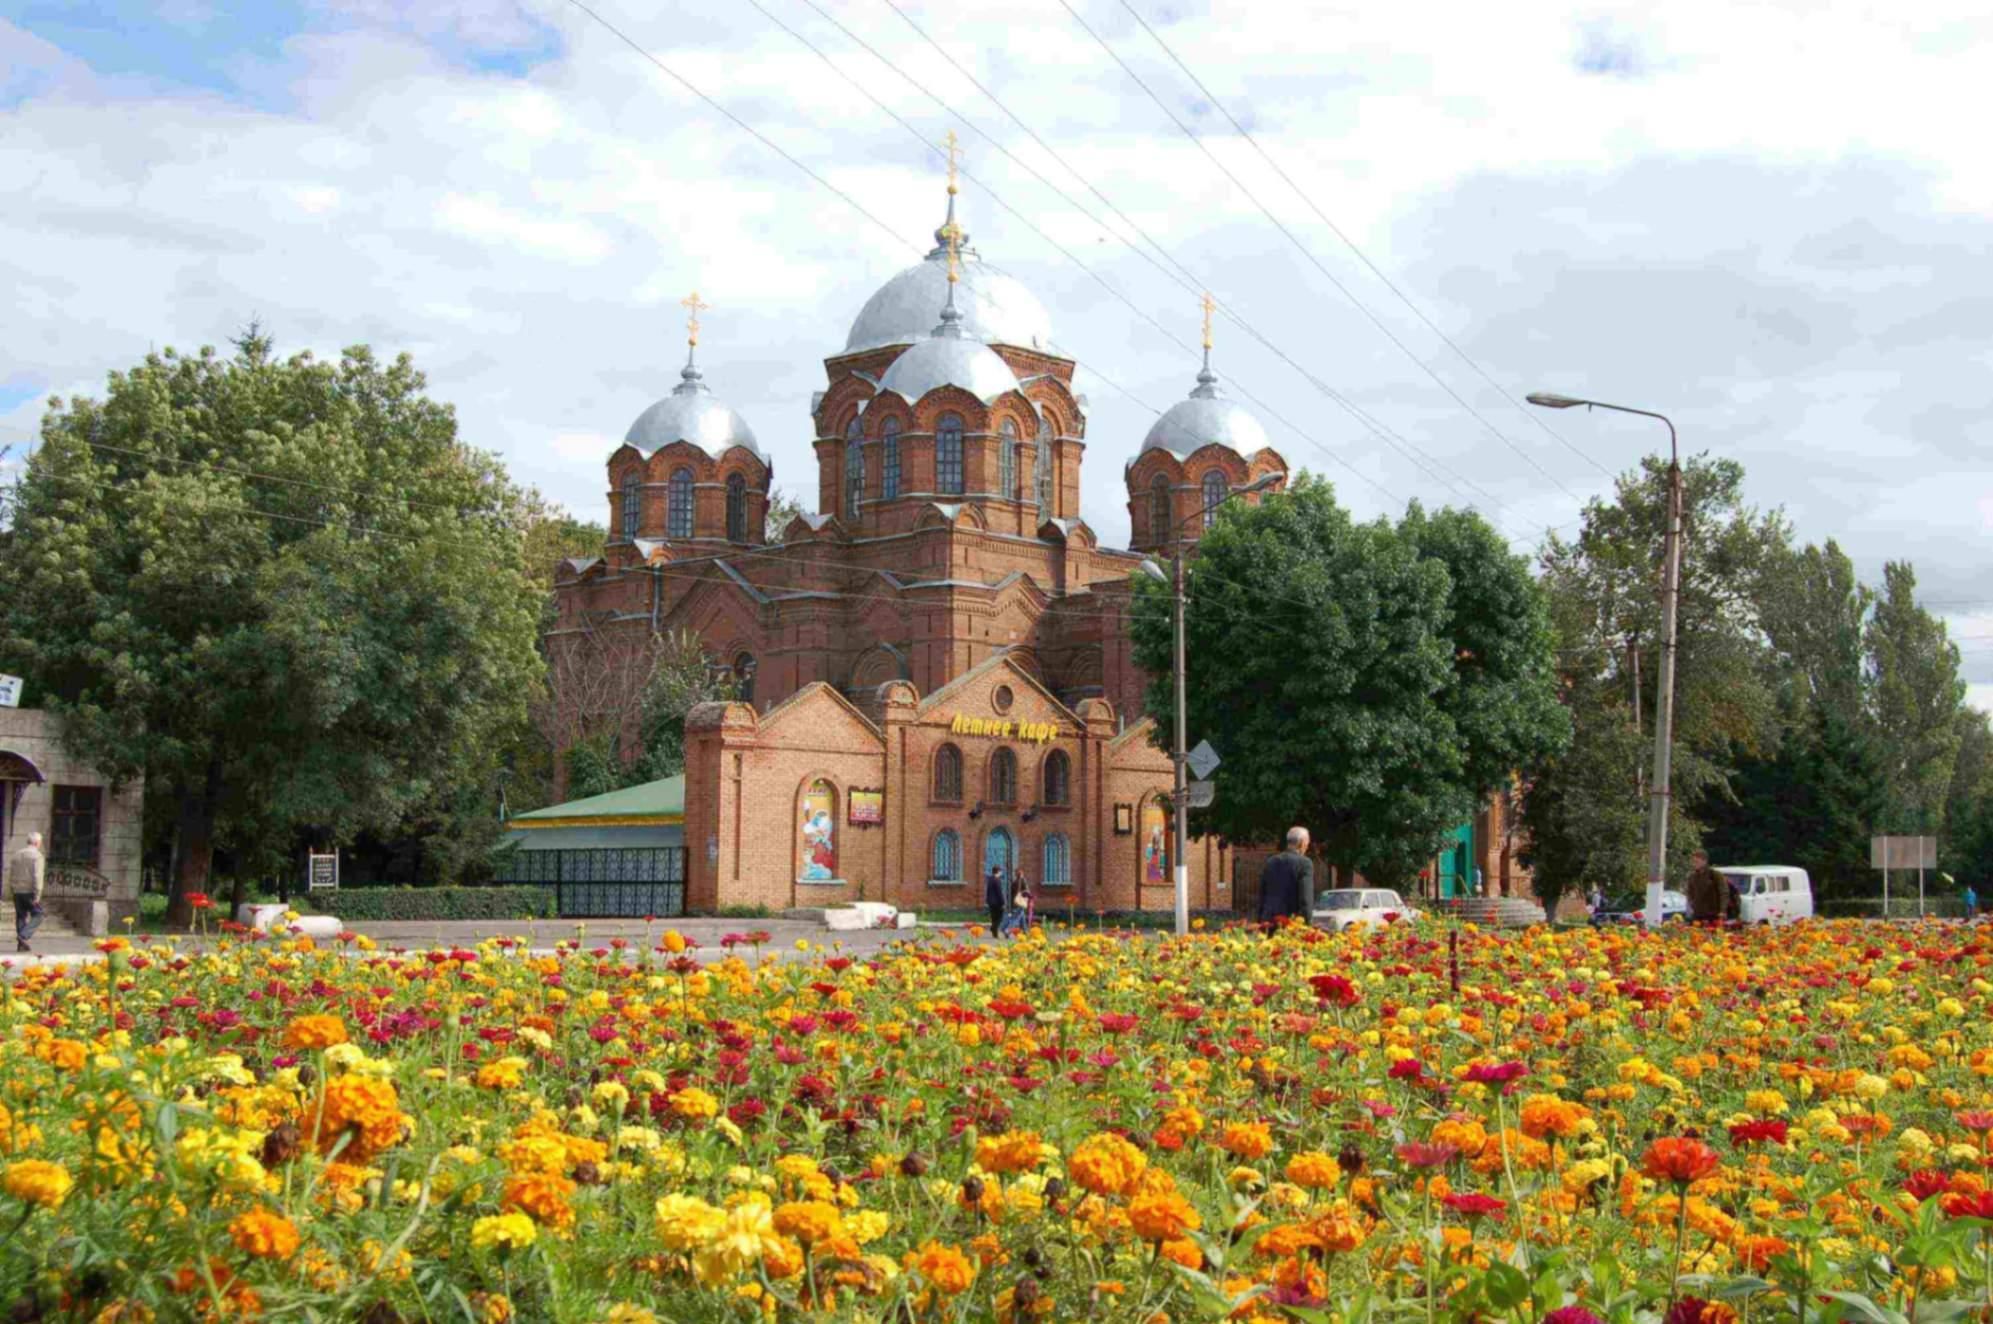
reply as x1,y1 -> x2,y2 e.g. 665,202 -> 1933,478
545,182 -> 1286,915
0,708 -> 144,932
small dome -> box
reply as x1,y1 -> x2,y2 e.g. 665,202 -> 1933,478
877,334 -> 1022,404
1139,361 -> 1270,457
624,360 -> 763,461
844,205 -> 1052,353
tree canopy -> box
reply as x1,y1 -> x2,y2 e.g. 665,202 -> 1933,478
0,332 -> 545,921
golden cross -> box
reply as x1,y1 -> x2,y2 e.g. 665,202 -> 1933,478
1201,291 -> 1215,350
942,128 -> 962,195
945,217 -> 961,286
682,290 -> 711,346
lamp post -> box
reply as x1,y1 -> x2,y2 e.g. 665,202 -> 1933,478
1159,472 -> 1282,938
1527,391 -> 1681,931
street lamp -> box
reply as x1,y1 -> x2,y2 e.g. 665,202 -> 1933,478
1528,391 -> 1681,931
1160,471 -> 1282,938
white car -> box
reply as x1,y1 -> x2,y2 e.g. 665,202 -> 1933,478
1313,888 -> 1415,931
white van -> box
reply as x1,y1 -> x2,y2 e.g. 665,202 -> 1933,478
1717,865 -> 1814,925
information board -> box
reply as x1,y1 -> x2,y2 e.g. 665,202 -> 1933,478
307,852 -> 339,891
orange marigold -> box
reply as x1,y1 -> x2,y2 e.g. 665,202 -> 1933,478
281,1015 -> 348,1051
503,1172 -> 576,1230
910,1240 -> 976,1295
1160,1238 -> 1202,1269
1642,1136 -> 1721,1186
1218,1122 -> 1273,1161
974,1131 -> 1044,1175
229,1208 -> 301,1260
302,1075 -> 406,1161
772,1200 -> 845,1247
1069,1133 -> 1147,1197
1517,1094 -> 1589,1140
1284,1152 -> 1342,1190
1128,1189 -> 1201,1243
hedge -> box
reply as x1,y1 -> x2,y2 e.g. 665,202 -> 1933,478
297,886 -> 555,922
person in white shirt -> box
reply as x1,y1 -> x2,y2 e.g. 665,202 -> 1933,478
8,831 -> 46,953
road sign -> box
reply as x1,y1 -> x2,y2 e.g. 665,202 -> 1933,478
1186,739 -> 1221,781
0,675 -> 20,709
1185,780 -> 1215,809
1870,836 -> 1936,869
307,852 -> 339,891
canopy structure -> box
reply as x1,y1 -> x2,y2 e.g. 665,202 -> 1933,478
502,774 -> 685,852
0,748 -> 44,819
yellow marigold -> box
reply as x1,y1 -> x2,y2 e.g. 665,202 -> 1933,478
654,1194 -> 726,1251
975,1130 -> 1045,1175
693,1199 -> 777,1286
281,1015 -> 348,1051
845,1209 -> 890,1245
671,1088 -> 720,1122
3,1160 -> 72,1210
1218,1122 -> 1274,1161
761,1235 -> 806,1281
503,1172 -> 576,1229
1518,1094 -> 1589,1140
472,1212 -> 538,1251
1160,1237 -> 1202,1268
1069,1133 -> 1147,1197
1285,1152 -> 1342,1190
228,1208 -> 301,1259
302,1075 -> 406,1161
910,1240 -> 976,1295
772,1200 -> 844,1246
475,1057 -> 530,1091
1128,1189 -> 1202,1242
602,1307 -> 658,1324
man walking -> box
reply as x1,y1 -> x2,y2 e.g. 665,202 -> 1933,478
1684,849 -> 1734,926
984,864 -> 1007,936
8,831 -> 46,953
1257,826 -> 1314,930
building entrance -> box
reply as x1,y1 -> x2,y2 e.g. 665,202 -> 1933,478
983,827 -> 1015,880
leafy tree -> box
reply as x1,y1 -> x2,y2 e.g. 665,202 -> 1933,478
624,628 -> 740,785
764,488 -> 807,543
1129,475 -> 1469,885
1866,561 -> 1965,833
1518,680 -> 1648,904
0,332 -> 544,924
1941,708 -> 1993,888
1760,538 -> 1870,715
1702,702 -> 1887,898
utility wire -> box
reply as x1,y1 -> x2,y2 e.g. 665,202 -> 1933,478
1112,0 -> 1614,481
1054,0 -> 1589,506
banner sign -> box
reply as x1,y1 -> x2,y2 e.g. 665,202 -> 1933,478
849,789 -> 884,825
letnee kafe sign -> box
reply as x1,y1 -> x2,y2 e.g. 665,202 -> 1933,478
948,714 -> 1061,745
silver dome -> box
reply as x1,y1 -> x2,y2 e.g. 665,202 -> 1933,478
624,359 -> 763,461
1139,360 -> 1271,457
876,333 -> 1022,405
844,204 -> 1053,353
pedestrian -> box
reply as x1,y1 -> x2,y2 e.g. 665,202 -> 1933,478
984,864 -> 1006,935
1684,849 -> 1734,926
1965,882 -> 1979,921
1587,883 -> 1605,920
8,831 -> 46,954
1256,826 -> 1314,930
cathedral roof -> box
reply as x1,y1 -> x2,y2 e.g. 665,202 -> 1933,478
875,333 -> 1022,404
1138,355 -> 1270,458
625,355 -> 763,461
843,200 -> 1053,354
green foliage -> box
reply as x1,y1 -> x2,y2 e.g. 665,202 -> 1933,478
298,885 -> 556,922
1866,561 -> 1966,833
1519,682 -> 1648,904
0,332 -> 545,920
713,903 -> 775,919
1130,476 -> 1559,883
764,487 -> 807,543
625,628 -> 740,785
1702,703 -> 1888,899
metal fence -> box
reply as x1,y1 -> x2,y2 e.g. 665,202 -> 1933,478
494,847 -> 687,918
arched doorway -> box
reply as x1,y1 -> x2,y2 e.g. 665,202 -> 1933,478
983,827 -> 1014,880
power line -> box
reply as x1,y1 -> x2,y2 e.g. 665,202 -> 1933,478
1053,0 -> 1590,508
1111,0 -> 1614,483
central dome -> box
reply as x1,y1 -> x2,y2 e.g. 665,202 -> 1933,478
876,334 -> 1022,404
844,208 -> 1052,354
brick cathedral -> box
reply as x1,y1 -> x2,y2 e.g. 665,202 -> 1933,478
548,178 -> 1289,914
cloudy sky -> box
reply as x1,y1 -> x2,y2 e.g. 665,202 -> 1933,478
4,1 -> 1989,707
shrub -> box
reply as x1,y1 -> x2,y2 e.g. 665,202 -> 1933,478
298,886 -> 555,922
713,903 -> 774,919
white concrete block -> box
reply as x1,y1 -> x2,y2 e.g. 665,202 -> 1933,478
822,908 -> 868,932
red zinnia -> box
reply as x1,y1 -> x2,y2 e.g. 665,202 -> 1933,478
1942,1189 -> 1993,1220
1394,1142 -> 1460,1170
1903,1170 -> 1952,1203
1464,1061 -> 1527,1085
1641,1136 -> 1721,1186
1957,1111 -> 1993,1133
1441,1191 -> 1507,1218
186,892 -> 213,910
1727,1119 -> 1788,1147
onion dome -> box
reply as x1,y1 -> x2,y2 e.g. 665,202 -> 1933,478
624,349 -> 762,460
1139,350 -> 1270,458
844,192 -> 1052,354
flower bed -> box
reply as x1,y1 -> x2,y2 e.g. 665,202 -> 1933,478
2,920 -> 1991,1320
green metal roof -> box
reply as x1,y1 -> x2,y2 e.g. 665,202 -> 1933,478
508,774 -> 685,826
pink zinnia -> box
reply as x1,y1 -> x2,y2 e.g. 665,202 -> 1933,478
1464,1061 -> 1527,1085
1394,1142 -> 1459,1170
1441,1191 -> 1506,1218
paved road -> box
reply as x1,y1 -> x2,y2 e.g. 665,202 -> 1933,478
1,915 -> 1001,971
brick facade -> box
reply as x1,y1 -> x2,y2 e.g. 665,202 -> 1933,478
1,708 -> 145,927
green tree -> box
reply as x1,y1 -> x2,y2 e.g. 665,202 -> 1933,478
0,333 -> 544,924
1518,679 -> 1648,904
1760,538 -> 1871,715
624,628 -> 740,785
1129,475 -> 1469,884
1941,708 -> 1993,889
1866,561 -> 1966,833
764,488 -> 807,543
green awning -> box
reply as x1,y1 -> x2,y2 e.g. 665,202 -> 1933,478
508,774 -> 684,829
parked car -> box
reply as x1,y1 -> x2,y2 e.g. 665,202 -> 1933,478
1313,888 -> 1415,931
1717,865 -> 1814,925
1592,888 -> 1688,926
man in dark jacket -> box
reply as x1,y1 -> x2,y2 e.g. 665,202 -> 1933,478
1257,827 -> 1314,929
984,866 -> 1007,934
1684,850 -> 1735,924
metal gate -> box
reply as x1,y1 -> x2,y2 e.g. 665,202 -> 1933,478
496,848 -> 687,918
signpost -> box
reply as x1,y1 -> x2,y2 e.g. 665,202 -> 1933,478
0,675 -> 21,709
1184,780 -> 1215,810
307,852 -> 339,893
1186,740 -> 1221,782
1870,835 -> 1938,918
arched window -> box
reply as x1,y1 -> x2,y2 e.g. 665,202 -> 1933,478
620,472 -> 640,540
1041,749 -> 1070,806
933,744 -> 963,802
932,828 -> 961,882
1202,470 -> 1227,529
989,747 -> 1017,804
667,467 -> 694,539
1034,415 -> 1053,513
844,419 -> 864,520
1042,833 -> 1071,886
999,419 -> 1018,499
1149,474 -> 1171,544
733,652 -> 755,707
725,473 -> 747,542
799,778 -> 837,882
882,418 -> 901,499
937,412 -> 964,495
